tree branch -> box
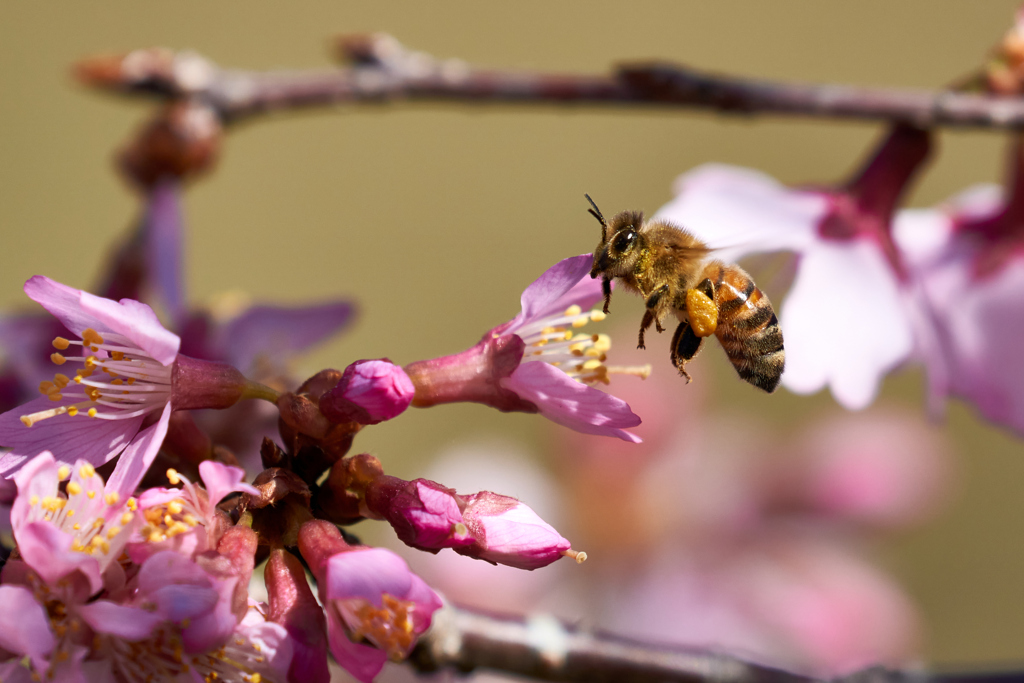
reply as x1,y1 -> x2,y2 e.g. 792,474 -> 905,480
410,602 -> 1024,683
75,33 -> 1024,129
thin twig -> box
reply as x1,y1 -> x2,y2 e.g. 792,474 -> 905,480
75,33 -> 1024,129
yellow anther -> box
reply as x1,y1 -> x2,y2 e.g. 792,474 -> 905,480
167,500 -> 183,515
126,377 -> 136,385
85,356 -> 97,368
81,328 -> 105,346
76,368 -> 93,378
57,465 -> 70,480
50,353 -> 66,366
66,509 -> 74,517
581,359 -> 603,371
85,387 -> 101,402
52,337 -> 70,350
541,326 -> 555,335
111,378 -> 123,386
48,392 -> 63,402
30,495 -> 39,506
87,490 -> 96,499
121,512 -> 134,525
105,492 -> 120,505
73,523 -> 80,530
87,408 -> 98,418
564,304 -> 582,317
166,521 -> 190,537
80,464 -> 96,479
183,513 -> 198,526
251,674 -> 262,683
66,482 -> 82,496
53,374 -> 70,388
590,310 -> 607,322
593,334 -> 612,352
571,318 -> 588,328
166,469 -> 181,485
92,517 -> 103,529
110,351 -> 124,361
127,497 -> 137,511
67,407 -> 78,417
38,381 -> 55,395
106,526 -> 121,539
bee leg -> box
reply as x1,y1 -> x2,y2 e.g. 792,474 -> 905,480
644,284 -> 670,333
637,309 -> 656,350
670,321 -> 704,383
601,277 -> 612,314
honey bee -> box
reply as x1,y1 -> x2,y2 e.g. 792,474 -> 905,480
586,195 -> 785,392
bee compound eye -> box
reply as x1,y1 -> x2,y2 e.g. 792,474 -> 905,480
613,230 -> 636,252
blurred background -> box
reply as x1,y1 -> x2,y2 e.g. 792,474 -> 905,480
2,0 -> 1023,675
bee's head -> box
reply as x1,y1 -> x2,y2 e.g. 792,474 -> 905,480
590,209 -> 645,279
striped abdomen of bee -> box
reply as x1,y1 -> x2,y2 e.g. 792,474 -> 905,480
670,262 -> 785,393
709,263 -> 785,392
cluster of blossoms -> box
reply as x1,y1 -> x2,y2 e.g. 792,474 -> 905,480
0,178 -> 646,681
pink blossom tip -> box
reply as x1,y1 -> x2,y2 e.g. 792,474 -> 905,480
320,359 -> 415,425
457,491 -> 572,570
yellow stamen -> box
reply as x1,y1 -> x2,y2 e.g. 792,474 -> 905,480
67,407 -> 78,417
52,337 -> 70,350
105,492 -> 120,505
47,392 -> 63,402
166,469 -> 181,485
81,328 -> 105,346
57,465 -> 70,480
79,464 -> 95,478
87,408 -> 98,418
50,353 -> 66,365
590,310 -> 607,322
66,482 -> 82,496
564,305 -> 582,317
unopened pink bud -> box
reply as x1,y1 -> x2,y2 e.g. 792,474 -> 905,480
458,492 -> 572,570
266,548 -> 330,683
364,477 -> 474,551
320,359 -> 415,425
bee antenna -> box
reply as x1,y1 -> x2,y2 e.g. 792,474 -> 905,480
584,193 -> 608,240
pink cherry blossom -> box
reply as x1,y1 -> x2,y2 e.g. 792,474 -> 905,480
0,276 -> 180,477
895,137 -> 1024,435
298,519 -> 442,683
656,125 -> 931,409
405,255 -> 647,441
320,358 -> 415,425
129,460 -> 259,564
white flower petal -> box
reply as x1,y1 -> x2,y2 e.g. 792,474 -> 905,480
655,164 -> 828,262
780,241 -> 913,409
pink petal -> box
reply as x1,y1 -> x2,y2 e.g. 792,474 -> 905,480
15,520 -> 102,594
104,403 -> 172,502
0,396 -> 143,476
324,609 -> 387,683
76,600 -> 165,640
10,452 -> 60,532
198,460 -> 259,507
79,294 -> 180,366
23,276 -> 180,365
324,548 -> 414,605
22,276 -> 101,340
779,242 -> 913,409
655,164 -> 827,262
507,255 -> 594,332
501,361 -> 641,442
137,550 -> 212,594
0,585 -> 55,672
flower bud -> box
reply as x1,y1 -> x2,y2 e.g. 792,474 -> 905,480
320,359 -> 415,425
363,476 -> 473,552
266,548 -> 330,683
457,492 -> 574,570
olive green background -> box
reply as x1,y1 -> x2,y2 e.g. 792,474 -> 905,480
2,0 -> 1024,668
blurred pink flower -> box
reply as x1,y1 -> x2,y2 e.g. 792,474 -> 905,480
298,520 -> 442,683
895,136 -> 1024,436
656,125 -> 932,409
320,358 -> 415,425
405,254 -> 646,441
